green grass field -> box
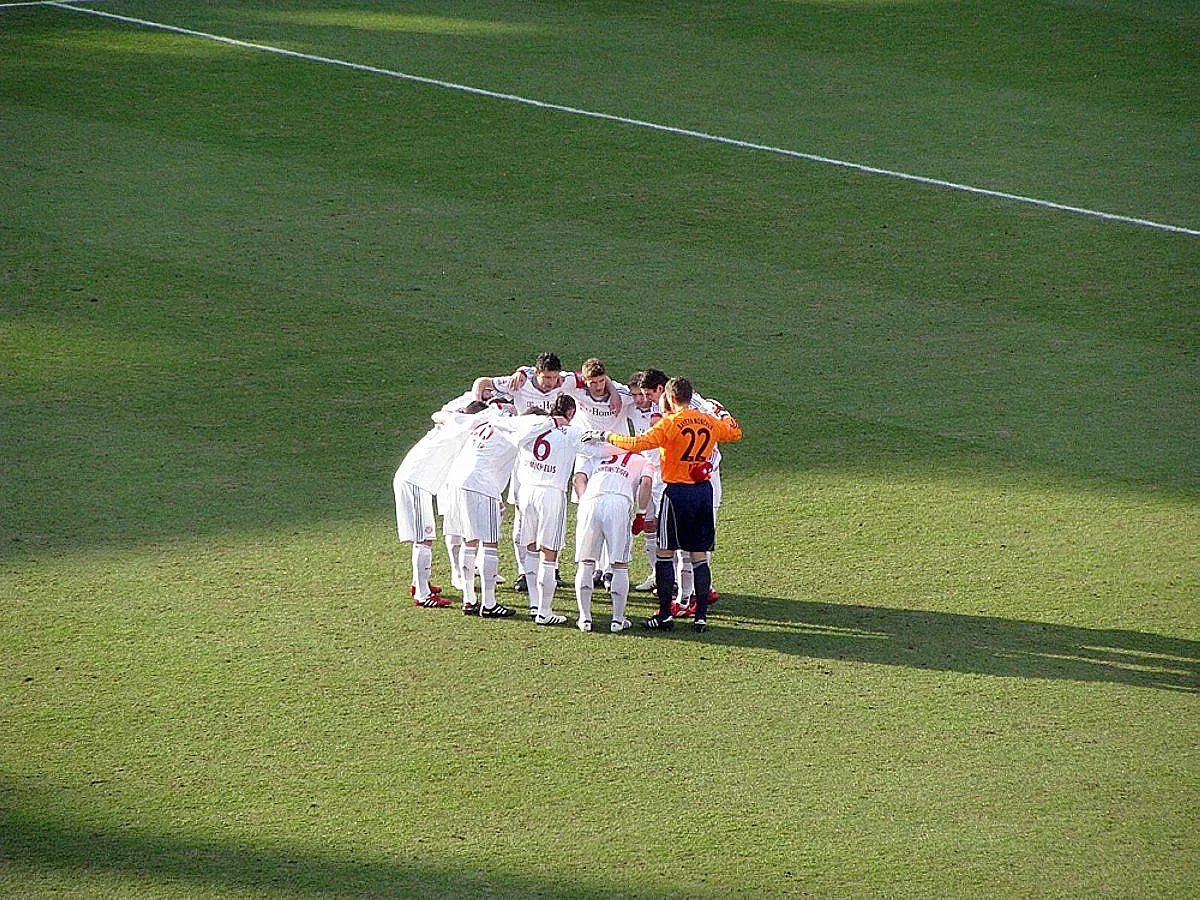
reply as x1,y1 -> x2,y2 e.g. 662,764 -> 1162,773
2,1 -> 1197,896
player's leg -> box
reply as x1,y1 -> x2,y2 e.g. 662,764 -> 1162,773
511,506 -> 528,591
691,551 -> 713,628
518,500 -> 541,617
575,558 -> 596,629
596,493 -> 634,630
636,475 -> 665,591
535,550 -> 563,624
674,552 -> 695,615
445,533 -> 464,589
534,491 -> 567,625
635,532 -> 658,591
688,483 -> 718,631
609,564 -> 631,628
647,490 -> 678,627
460,540 -> 478,611
524,543 -> 541,617
574,499 -> 600,631
480,542 -> 501,609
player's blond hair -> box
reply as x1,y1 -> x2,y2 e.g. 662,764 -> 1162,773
580,358 -> 606,378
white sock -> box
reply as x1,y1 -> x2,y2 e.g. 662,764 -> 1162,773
677,553 -> 694,602
446,534 -> 463,588
525,548 -> 541,597
525,550 -> 542,613
481,547 -> 499,607
412,543 -> 433,598
459,545 -> 477,606
575,561 -> 595,623
610,567 -> 630,622
644,535 -> 658,575
538,560 -> 557,617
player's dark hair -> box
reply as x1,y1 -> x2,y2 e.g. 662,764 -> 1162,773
644,368 -> 669,390
549,395 -> 575,418
535,352 -> 562,372
463,400 -> 488,414
665,376 -> 693,405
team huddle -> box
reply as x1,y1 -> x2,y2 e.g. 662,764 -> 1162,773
392,353 -> 742,634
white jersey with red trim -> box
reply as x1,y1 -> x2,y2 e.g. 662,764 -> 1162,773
492,366 -> 567,414
394,411 -> 483,494
622,401 -> 659,437
494,418 -> 582,492
581,446 -> 650,502
442,409 -> 529,499
563,377 -> 632,432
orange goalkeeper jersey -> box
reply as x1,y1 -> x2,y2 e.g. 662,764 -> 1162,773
605,407 -> 742,484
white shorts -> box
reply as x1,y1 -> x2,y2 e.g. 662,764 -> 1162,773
518,486 -> 568,552
575,493 -> 634,564
444,487 -> 502,543
394,477 -> 437,543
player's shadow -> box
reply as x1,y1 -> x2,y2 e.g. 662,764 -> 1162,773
682,595 -> 1199,693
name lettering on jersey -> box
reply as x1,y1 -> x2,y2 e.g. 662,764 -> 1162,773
597,450 -> 640,476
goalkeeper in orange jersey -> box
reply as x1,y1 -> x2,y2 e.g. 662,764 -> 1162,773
581,376 -> 741,632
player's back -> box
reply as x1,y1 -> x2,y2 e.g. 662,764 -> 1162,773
396,415 -> 476,492
444,417 -> 520,497
516,423 -> 579,491
651,407 -> 740,484
583,448 -> 648,501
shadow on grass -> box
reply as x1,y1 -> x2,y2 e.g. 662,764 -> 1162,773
682,596 -> 1199,693
0,802 -> 602,899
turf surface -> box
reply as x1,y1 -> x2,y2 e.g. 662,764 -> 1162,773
2,1 -> 1197,896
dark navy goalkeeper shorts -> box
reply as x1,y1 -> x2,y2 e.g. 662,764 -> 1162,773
657,481 -> 716,552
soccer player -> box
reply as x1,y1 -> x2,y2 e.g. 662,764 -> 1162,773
561,358 -> 631,492
493,395 -> 590,626
472,352 -> 571,593
583,377 -> 742,633
626,369 -> 728,615
473,351 -> 571,414
573,445 -> 653,633
438,404 -> 561,618
560,358 -> 632,589
393,400 -> 489,607
436,389 -> 512,592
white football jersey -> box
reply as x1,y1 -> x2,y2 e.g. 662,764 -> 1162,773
500,419 -> 582,491
443,412 -> 528,498
621,401 -> 659,437
581,446 -> 650,503
492,366 -> 567,414
394,411 -> 482,494
564,377 -> 632,432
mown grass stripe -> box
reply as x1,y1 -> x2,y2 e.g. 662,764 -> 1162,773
43,0 -> 1200,238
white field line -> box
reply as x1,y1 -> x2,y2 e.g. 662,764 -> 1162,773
40,1 -> 1200,238
0,0 -> 107,6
